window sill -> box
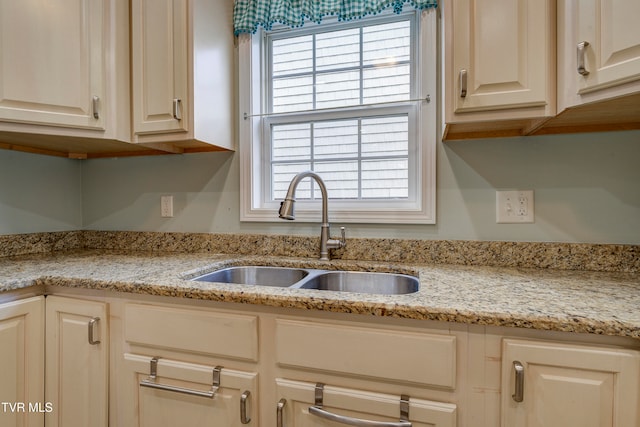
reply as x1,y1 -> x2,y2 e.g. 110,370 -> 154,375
240,205 -> 435,224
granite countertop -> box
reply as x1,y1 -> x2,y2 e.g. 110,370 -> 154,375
1,249 -> 639,340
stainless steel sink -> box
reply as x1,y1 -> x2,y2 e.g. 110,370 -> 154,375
192,266 -> 309,287
297,271 -> 419,295
191,266 -> 419,295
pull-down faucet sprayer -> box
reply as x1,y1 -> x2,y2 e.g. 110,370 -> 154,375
278,171 -> 346,261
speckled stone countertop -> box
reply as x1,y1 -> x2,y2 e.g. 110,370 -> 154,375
1,248 -> 639,340
2,230 -> 640,272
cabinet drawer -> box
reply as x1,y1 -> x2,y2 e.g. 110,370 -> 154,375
125,304 -> 258,361
123,353 -> 257,427
275,319 -> 456,388
276,378 -> 456,427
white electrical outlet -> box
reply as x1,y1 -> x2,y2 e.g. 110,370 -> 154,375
161,195 -> 174,218
496,190 -> 534,223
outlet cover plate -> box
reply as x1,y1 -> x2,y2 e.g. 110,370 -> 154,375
496,190 -> 534,223
161,195 -> 174,218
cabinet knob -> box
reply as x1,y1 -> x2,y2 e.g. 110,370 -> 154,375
173,98 -> 182,120
88,317 -> 100,345
276,398 -> 286,427
240,390 -> 251,424
512,360 -> 524,402
92,96 -> 100,120
459,69 -> 468,98
577,41 -> 590,76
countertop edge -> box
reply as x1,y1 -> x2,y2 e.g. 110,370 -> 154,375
1,251 -> 638,341
33,274 -> 640,341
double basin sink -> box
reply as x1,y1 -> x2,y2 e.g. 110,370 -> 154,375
191,266 -> 419,295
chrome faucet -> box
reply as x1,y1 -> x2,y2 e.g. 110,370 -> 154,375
278,171 -> 346,261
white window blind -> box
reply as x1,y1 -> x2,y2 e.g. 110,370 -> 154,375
270,20 -> 412,112
267,17 -> 414,203
271,116 -> 409,200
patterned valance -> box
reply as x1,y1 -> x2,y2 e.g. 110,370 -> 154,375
233,0 -> 438,35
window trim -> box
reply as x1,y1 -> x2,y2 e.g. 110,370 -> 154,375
238,9 -> 437,224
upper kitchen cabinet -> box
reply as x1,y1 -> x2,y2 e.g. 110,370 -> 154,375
0,0 -> 234,158
443,0 -> 556,140
0,0 -> 136,157
131,0 -> 235,153
545,0 -> 640,134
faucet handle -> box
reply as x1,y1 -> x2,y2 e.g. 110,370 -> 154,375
326,227 -> 347,252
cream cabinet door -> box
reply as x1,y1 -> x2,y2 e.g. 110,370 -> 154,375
0,0 -> 105,129
131,0 -> 189,136
0,296 -> 44,427
122,354 -> 257,427
275,378 -> 456,427
558,0 -> 640,109
575,0 -> 640,95
45,296 -> 108,427
502,339 -> 640,427
445,0 -> 555,121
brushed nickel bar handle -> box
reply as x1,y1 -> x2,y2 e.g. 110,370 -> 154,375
459,69 -> 468,98
140,378 -> 217,398
88,317 -> 100,345
310,383 -> 412,427
577,41 -> 590,76
512,361 -> 524,402
240,390 -> 251,424
276,398 -> 286,427
92,96 -> 100,119
308,406 -> 412,427
139,358 -> 220,398
173,98 -> 182,120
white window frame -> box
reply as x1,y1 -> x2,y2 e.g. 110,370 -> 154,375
238,8 -> 437,224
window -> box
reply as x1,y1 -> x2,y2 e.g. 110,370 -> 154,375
239,9 -> 436,224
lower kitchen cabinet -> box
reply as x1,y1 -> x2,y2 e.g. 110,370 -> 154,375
103,297 -> 640,427
45,296 -> 109,427
118,302 -> 258,426
3,291 -> 640,427
275,378 -> 457,427
122,354 -> 257,426
0,296 -> 44,427
501,338 -> 640,427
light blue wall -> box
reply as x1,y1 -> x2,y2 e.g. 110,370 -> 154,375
80,130 -> 640,245
1,130 -> 638,243
0,150 -> 82,234
439,131 -> 640,244
81,151 -> 239,233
